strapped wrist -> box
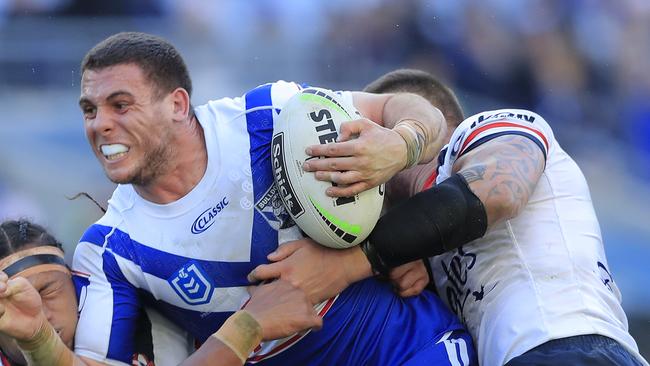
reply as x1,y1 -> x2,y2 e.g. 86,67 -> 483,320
212,310 -> 263,363
17,314 -> 72,366
16,314 -> 51,351
394,119 -> 426,169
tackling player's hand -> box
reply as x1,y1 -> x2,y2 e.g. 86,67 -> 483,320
302,118 -> 407,198
247,239 -> 372,304
389,260 -> 430,298
0,271 -> 48,342
245,280 -> 322,340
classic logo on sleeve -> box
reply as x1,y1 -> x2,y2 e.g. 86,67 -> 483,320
168,261 -> 215,305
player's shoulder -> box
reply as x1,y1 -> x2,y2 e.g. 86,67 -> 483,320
248,80 -> 306,108
448,108 -> 554,156
76,186 -> 131,246
197,80 -> 306,118
458,108 -> 553,136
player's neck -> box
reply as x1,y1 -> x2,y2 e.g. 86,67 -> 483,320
134,116 -> 208,204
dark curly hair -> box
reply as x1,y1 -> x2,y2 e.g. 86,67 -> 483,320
0,219 -> 64,258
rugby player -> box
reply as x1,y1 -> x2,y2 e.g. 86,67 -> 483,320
14,33 -> 477,365
250,69 -> 648,365
0,219 -> 321,366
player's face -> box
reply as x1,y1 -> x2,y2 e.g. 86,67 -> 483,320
27,270 -> 79,349
79,63 -> 175,186
0,269 -> 78,364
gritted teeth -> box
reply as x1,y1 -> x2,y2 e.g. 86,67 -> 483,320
101,144 -> 129,160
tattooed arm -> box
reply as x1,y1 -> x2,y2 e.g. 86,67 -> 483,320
452,135 -> 546,227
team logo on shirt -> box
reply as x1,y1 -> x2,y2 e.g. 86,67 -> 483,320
469,111 -> 536,129
168,261 -> 215,305
598,261 -> 614,292
255,185 -> 295,230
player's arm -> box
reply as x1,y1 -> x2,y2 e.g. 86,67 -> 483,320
452,134 -> 546,226
351,91 -> 447,164
361,134 -> 545,274
0,272 -> 108,366
302,92 -> 447,197
249,135 -> 545,303
182,280 -> 321,366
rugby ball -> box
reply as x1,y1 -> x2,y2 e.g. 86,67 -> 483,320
272,87 -> 384,249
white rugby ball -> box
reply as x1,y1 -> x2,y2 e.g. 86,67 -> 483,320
272,87 -> 384,249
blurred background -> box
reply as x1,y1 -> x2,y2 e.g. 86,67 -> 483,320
0,0 -> 648,359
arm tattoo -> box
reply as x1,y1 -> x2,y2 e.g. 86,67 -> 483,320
458,135 -> 545,225
460,165 -> 486,184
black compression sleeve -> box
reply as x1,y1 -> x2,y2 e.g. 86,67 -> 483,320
362,174 -> 487,276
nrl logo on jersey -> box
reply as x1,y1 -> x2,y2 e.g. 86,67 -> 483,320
168,261 -> 215,305
255,184 -> 295,230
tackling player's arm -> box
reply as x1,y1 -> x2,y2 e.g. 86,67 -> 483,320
183,279 -> 321,366
453,134 -> 546,227
362,134 -> 545,274
302,92 -> 447,197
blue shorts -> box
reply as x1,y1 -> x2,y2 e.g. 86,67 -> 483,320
505,334 -> 645,366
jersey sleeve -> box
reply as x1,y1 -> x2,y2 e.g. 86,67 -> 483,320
72,225 -> 141,366
243,80 -> 304,111
437,109 -> 554,184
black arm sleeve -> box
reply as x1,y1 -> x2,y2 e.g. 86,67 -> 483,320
361,174 -> 487,276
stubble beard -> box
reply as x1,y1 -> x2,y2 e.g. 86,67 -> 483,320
107,142 -> 172,187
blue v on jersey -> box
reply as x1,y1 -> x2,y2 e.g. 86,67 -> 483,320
72,81 -> 475,366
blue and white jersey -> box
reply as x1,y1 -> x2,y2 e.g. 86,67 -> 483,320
73,81 -> 474,366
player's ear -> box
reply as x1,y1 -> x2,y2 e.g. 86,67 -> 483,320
170,87 -> 191,122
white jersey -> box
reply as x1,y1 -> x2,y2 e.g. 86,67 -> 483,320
429,109 -> 646,365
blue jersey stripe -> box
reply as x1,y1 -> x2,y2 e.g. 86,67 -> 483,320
138,290 -> 232,342
103,250 -> 139,363
83,224 -> 256,287
461,130 -> 548,161
80,224 -> 112,247
244,84 -> 280,263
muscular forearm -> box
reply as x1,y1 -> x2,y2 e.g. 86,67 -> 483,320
181,311 -> 262,366
352,91 -> 446,166
180,337 -> 243,366
381,93 -> 447,164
